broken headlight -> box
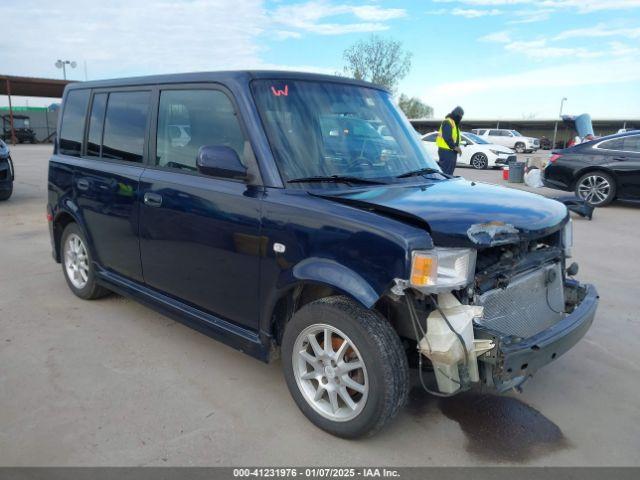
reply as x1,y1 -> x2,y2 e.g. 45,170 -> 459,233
562,218 -> 573,258
410,248 -> 477,293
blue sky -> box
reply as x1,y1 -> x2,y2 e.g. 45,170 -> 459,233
2,0 -> 639,118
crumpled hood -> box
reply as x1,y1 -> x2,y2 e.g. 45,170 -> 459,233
317,178 -> 568,247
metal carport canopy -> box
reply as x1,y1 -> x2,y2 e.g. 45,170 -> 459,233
1,74 -> 72,98
1,75 -> 74,144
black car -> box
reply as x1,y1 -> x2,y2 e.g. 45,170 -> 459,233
0,139 -> 14,200
543,131 -> 640,206
47,71 -> 597,438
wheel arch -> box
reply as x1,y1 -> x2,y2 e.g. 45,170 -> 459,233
267,258 -> 385,346
52,209 -> 94,263
52,211 -> 78,262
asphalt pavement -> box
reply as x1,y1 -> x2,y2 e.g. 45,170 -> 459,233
1,145 -> 638,466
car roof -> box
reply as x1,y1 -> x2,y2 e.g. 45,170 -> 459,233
63,70 -> 390,93
593,129 -> 640,141
563,129 -> 640,151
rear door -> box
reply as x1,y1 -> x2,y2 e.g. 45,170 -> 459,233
138,85 -> 263,331
60,88 -> 150,281
598,135 -> 640,199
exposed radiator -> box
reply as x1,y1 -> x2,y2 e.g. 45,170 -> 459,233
474,263 -> 565,339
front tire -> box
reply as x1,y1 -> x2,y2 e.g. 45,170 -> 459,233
0,183 -> 12,201
61,223 -> 110,299
470,153 -> 488,169
514,142 -> 525,153
282,296 -> 409,438
575,171 -> 615,207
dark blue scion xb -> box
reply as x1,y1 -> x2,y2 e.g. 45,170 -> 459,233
48,71 -> 598,438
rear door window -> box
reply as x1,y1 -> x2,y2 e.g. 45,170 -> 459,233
622,135 -> 640,153
59,89 -> 90,157
102,91 -> 150,163
599,138 -> 625,151
488,130 -> 500,136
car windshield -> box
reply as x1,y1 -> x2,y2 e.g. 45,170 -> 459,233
464,132 -> 489,144
251,79 -> 440,184
512,131 -> 522,136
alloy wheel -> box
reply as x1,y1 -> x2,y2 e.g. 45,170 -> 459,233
292,324 -> 369,422
64,233 -> 90,289
577,174 -> 611,205
471,154 -> 488,169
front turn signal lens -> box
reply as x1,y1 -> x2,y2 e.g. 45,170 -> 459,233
410,252 -> 438,287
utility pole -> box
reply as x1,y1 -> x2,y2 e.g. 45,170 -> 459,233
552,97 -> 567,149
5,77 -> 16,145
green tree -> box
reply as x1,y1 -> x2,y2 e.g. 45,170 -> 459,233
398,94 -> 433,119
342,35 -> 411,92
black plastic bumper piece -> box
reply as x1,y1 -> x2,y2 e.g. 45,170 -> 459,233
0,155 -> 14,187
492,283 -> 598,392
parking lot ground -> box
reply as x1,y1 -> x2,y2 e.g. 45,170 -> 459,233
1,145 -> 639,466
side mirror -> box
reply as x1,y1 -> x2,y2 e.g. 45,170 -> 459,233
196,145 -> 247,180
461,140 -> 468,146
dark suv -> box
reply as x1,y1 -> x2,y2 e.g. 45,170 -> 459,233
48,71 -> 598,438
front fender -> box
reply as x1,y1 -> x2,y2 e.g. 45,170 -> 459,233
292,258 -> 380,308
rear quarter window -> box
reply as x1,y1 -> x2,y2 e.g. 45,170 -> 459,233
87,93 -> 108,157
59,89 -> 90,157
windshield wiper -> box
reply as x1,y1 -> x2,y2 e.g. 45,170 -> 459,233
395,167 -> 442,179
287,175 -> 387,185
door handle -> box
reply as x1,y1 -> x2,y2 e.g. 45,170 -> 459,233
77,178 -> 90,191
143,192 -> 163,207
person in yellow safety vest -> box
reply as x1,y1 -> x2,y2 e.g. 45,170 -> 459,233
436,106 -> 464,175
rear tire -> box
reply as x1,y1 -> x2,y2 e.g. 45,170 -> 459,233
575,171 -> 615,207
281,296 -> 409,438
60,223 -> 110,300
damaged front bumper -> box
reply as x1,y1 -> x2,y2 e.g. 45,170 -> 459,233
477,280 -> 598,392
0,155 -> 14,189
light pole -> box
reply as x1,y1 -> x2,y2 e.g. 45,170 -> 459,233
55,59 -> 76,80
552,97 -> 567,149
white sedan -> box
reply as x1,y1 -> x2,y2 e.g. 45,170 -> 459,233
421,131 -> 516,169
